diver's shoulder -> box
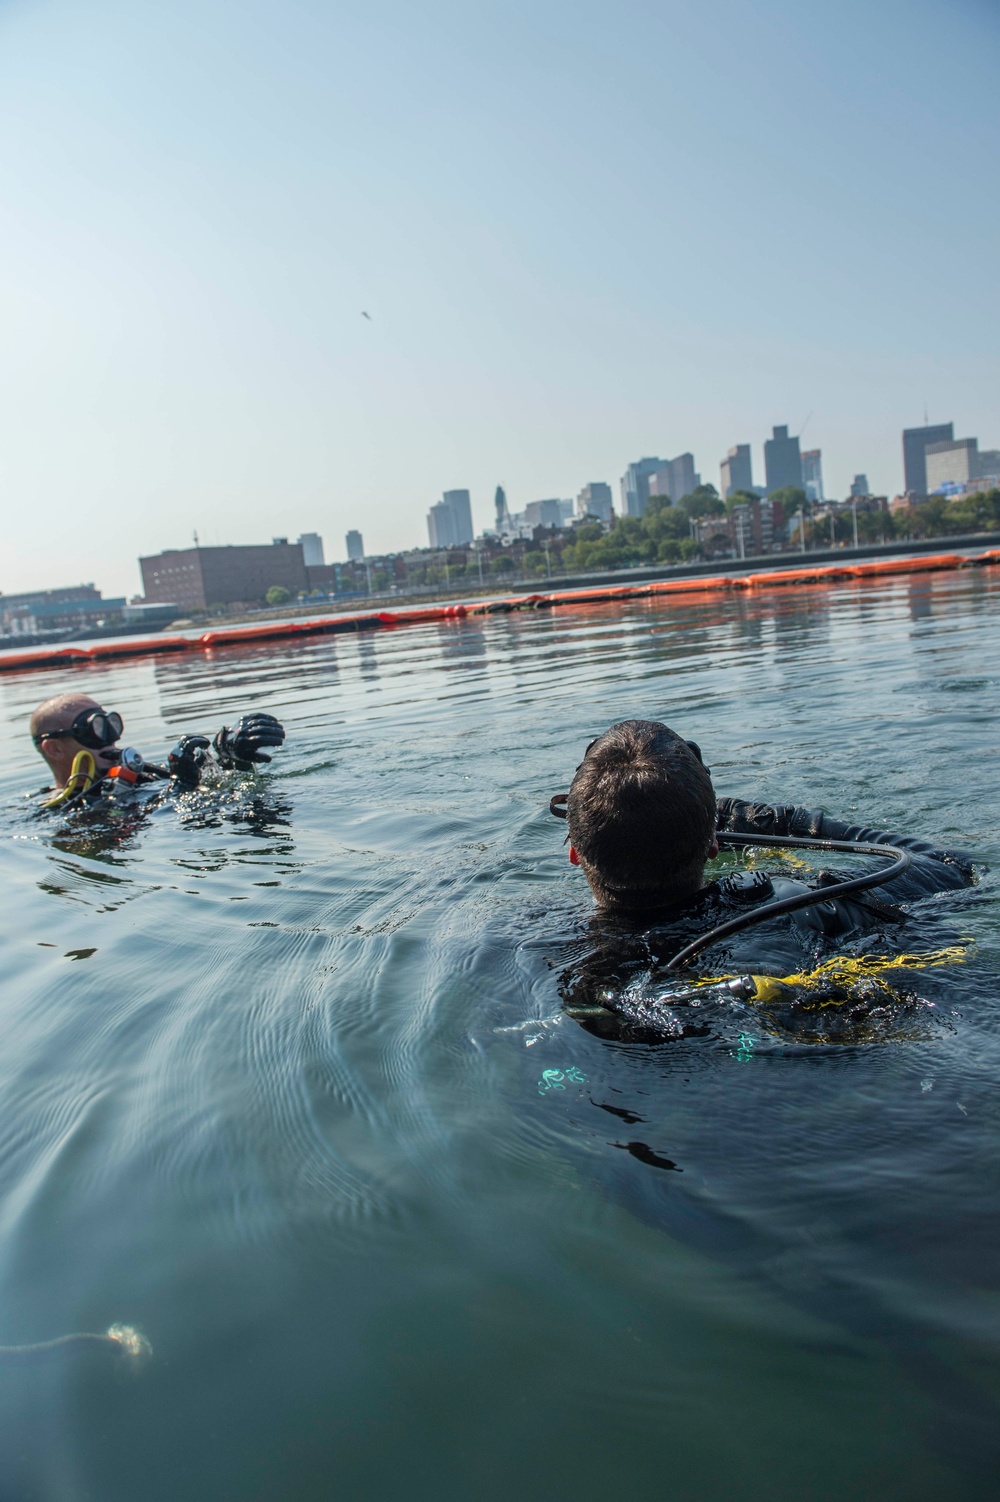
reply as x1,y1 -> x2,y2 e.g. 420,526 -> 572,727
718,869 -> 775,903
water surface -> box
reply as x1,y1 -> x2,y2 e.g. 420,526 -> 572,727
1,570 -> 998,1500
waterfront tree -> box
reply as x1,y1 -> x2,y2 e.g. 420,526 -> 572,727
679,485 -> 725,520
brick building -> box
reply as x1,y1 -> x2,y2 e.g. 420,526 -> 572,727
139,543 -> 309,611
694,496 -> 783,557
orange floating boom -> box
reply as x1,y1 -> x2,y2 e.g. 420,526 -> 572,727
0,551 -> 994,676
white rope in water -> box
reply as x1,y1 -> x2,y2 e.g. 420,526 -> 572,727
0,1324 -> 151,1363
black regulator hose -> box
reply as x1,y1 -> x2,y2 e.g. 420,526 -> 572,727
664,831 -> 911,970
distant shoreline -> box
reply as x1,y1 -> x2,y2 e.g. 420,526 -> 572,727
184,531 -> 1000,626
509,531 -> 1000,593
4,532 -> 998,652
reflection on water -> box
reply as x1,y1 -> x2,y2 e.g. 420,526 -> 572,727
0,570 -> 998,1501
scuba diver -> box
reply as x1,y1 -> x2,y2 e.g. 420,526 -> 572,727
550,719 -> 977,1041
29,692 -> 285,809
538,722 -> 996,1471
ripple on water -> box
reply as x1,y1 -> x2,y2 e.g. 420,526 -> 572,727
0,572 -> 998,1497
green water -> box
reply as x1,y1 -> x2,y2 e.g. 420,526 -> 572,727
0,570 -> 997,1500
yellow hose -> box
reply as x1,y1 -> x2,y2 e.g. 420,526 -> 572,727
747,944 -> 969,1006
41,749 -> 98,809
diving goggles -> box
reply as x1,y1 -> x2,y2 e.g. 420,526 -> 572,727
34,708 -> 123,751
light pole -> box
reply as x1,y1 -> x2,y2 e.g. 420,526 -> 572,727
851,498 -> 859,549
829,509 -> 836,548
797,507 -> 806,553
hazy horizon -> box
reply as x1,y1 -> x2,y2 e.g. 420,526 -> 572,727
1,0 -> 997,599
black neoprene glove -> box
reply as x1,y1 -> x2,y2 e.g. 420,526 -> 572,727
716,797 -> 827,839
168,734 -> 212,787
213,713 -> 286,769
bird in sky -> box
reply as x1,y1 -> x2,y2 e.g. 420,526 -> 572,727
361,311 -> 371,320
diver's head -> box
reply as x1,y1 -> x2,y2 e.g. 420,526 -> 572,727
30,694 -> 123,787
566,719 -> 718,913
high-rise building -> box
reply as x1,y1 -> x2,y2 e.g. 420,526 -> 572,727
441,489 -> 474,545
720,444 -> 753,499
346,530 -> 364,562
925,438 -> 979,493
671,452 -> 700,499
801,450 -> 824,502
524,499 -> 563,529
849,474 -> 870,498
902,422 -> 954,496
764,425 -> 803,494
649,453 -> 700,504
426,490 -> 475,547
495,485 -> 511,532
620,458 -> 664,518
577,482 -> 614,523
297,532 -> 325,567
427,501 -> 456,548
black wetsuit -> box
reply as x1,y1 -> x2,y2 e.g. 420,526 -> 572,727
560,798 -> 977,1044
34,714 -> 286,810
713,796 -> 976,934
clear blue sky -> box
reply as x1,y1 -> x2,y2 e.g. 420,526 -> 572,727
1,0 -> 997,597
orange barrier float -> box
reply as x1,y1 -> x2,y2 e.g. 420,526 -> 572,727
742,564 -> 856,588
849,553 -> 964,578
86,634 -> 199,659
200,621 -> 313,646
377,604 -> 469,626
0,646 -> 94,671
536,585 -> 648,606
647,575 -> 740,595
0,549 -> 996,676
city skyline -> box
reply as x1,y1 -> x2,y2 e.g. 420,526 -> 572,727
1,0 -> 997,597
4,411 -> 995,597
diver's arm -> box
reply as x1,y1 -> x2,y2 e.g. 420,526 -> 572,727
213,714 -> 285,770
165,715 -> 286,788
167,735 -> 212,787
716,797 -> 976,896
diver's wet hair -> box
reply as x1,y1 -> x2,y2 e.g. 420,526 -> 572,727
567,720 -> 716,911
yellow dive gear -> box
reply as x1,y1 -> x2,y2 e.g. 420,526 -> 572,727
736,944 -> 969,1007
585,945 -> 969,1038
41,749 -> 98,809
